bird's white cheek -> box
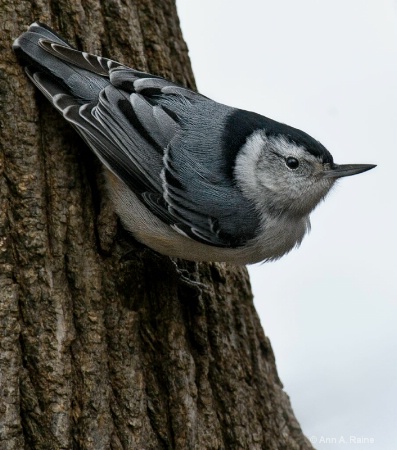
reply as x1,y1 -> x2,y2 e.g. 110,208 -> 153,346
233,132 -> 265,200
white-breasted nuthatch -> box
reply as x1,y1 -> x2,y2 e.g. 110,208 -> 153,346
13,23 -> 375,265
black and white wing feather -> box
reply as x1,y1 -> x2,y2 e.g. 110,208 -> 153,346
14,23 -> 261,248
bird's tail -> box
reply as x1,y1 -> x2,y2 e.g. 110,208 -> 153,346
13,22 -> 120,103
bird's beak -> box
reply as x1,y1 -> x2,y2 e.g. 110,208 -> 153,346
323,163 -> 376,179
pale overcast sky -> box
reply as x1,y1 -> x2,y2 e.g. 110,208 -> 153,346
177,1 -> 397,449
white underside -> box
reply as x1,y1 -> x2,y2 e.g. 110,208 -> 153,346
106,173 -> 309,265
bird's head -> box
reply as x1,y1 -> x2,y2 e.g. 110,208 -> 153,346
234,122 -> 375,219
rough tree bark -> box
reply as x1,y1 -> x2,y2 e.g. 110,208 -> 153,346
0,1 -> 314,449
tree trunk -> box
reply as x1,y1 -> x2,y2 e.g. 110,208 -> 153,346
0,1 -> 314,449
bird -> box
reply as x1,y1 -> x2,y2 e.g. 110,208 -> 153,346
13,22 -> 376,265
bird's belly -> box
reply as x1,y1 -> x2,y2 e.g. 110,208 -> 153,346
106,172 -> 308,264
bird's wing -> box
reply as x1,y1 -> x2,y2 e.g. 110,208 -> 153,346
20,32 -> 257,247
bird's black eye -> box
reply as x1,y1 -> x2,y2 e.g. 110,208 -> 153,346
286,157 -> 299,169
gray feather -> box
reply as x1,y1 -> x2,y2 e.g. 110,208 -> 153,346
37,40 -> 120,76
14,22 -> 261,248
